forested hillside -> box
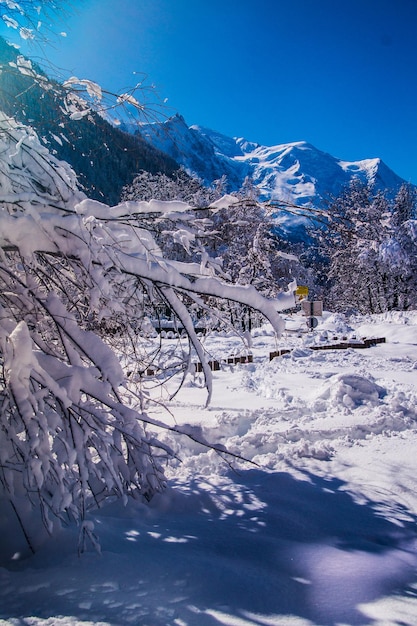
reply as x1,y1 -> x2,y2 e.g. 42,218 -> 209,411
0,37 -> 179,205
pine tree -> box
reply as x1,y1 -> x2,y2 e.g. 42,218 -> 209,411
318,180 -> 417,313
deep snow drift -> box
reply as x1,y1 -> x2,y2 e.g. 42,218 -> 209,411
1,311 -> 417,626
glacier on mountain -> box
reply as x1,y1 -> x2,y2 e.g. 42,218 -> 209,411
138,113 -> 406,206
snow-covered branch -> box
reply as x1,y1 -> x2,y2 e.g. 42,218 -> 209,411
0,109 -> 296,553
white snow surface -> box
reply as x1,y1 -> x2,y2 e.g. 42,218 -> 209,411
2,311 -> 417,625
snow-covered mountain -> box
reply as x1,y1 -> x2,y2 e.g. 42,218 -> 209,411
138,114 -> 407,206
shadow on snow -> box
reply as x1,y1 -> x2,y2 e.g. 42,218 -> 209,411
1,469 -> 417,626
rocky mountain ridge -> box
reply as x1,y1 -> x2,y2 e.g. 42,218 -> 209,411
138,113 -> 407,206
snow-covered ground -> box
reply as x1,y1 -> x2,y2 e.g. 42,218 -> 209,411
1,311 -> 417,626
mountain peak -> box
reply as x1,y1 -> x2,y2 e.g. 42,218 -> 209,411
167,112 -> 187,126
139,118 -> 409,205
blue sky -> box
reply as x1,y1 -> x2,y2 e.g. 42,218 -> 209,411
3,0 -> 417,183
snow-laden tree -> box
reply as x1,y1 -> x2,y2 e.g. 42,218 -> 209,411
382,183 -> 417,310
121,170 -> 288,329
120,169 -> 229,276
0,1 -> 169,142
0,31 -> 177,206
318,180 -> 417,313
0,0 -> 298,557
0,0 -> 65,43
392,182 -> 416,226
121,168 -> 223,207
0,111 -> 296,556
122,171 -> 307,331
206,191 -> 309,330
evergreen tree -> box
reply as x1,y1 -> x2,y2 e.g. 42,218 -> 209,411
318,180 -> 417,313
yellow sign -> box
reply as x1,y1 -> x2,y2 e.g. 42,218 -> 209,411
296,285 -> 309,299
